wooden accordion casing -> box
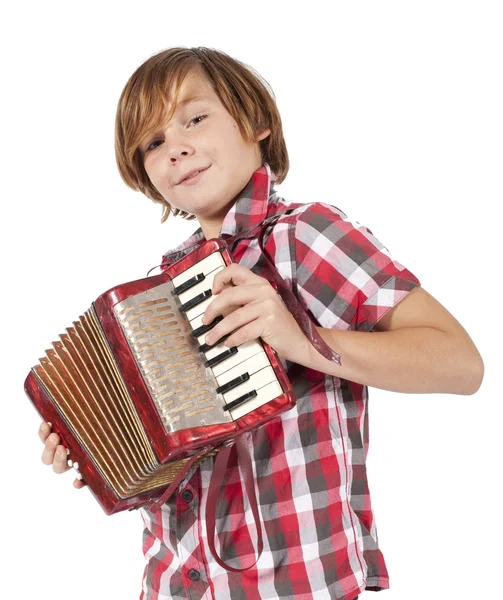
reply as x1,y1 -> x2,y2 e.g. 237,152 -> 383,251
24,239 -> 296,515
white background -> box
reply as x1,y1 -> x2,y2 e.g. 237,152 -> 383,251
1,1 -> 501,598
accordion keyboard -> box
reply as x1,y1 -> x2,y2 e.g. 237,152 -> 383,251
172,250 -> 284,421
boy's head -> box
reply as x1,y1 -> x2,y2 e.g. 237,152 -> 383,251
115,47 -> 289,226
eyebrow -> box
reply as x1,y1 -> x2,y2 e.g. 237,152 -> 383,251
140,96 -> 211,154
175,95 -> 211,109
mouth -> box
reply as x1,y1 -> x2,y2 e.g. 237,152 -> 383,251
178,165 -> 211,185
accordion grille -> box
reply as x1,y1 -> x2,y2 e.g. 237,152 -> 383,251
33,306 -> 198,499
114,281 -> 230,432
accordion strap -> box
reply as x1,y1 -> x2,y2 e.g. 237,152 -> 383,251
149,450 -> 208,513
224,208 -> 342,366
148,207 -> 343,571
206,436 -> 263,572
148,437 -> 261,572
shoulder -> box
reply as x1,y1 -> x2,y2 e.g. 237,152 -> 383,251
270,200 -> 349,225
263,200 -> 350,240
269,201 -> 357,238
267,200 -> 370,252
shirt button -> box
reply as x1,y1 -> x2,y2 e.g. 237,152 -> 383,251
188,568 -> 200,581
181,489 -> 193,503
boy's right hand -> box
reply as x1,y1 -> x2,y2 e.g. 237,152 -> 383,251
39,421 -> 86,489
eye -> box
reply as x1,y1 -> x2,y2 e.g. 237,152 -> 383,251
189,113 -> 207,127
145,139 -> 163,153
143,114 -> 207,154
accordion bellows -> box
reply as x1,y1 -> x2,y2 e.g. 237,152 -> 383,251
25,239 -> 295,514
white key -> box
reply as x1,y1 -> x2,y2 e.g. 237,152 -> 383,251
223,366 -> 278,404
178,266 -> 225,321
229,379 -> 284,420
215,351 -> 271,387
172,252 -> 226,289
177,266 -> 224,304
202,339 -> 265,378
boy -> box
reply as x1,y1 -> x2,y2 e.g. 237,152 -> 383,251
39,46 -> 484,600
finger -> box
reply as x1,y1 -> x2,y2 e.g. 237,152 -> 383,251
203,284 -> 267,325
38,421 -> 53,444
221,317 -> 263,349
52,444 -> 71,475
212,264 -> 263,294
205,304 -> 261,346
73,478 -> 87,489
41,432 -> 60,465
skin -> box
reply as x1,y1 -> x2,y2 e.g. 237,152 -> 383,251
39,67 -> 312,486
139,67 -> 271,240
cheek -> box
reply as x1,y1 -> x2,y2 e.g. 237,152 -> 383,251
145,160 -> 169,189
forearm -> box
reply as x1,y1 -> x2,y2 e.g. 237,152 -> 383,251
304,326 -> 480,395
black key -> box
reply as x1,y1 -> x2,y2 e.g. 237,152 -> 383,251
198,333 -> 231,353
179,289 -> 212,313
223,390 -> 258,412
204,347 -> 238,368
216,372 -> 250,395
172,273 -> 205,296
191,316 -> 223,338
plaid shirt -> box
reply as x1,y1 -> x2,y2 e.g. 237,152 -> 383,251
139,163 -> 421,600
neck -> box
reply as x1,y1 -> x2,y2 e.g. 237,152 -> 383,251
199,217 -> 224,241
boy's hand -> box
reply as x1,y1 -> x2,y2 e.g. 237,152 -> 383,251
39,422 -> 86,489
201,263 -> 311,365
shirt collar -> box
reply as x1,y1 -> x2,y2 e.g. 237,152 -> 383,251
162,162 -> 278,264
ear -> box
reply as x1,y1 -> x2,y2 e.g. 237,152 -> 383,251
256,128 -> 271,142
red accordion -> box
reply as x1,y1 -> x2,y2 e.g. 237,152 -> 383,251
24,239 -> 296,516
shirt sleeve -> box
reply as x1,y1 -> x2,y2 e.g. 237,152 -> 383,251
292,202 -> 421,332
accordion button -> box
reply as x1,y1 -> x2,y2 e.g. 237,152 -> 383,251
188,568 -> 200,581
181,489 -> 193,503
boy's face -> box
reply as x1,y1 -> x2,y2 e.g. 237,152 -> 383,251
139,68 -> 270,238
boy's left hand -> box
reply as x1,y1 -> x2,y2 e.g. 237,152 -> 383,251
201,263 -> 311,364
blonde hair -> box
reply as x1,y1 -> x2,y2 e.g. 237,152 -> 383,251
114,46 -> 289,223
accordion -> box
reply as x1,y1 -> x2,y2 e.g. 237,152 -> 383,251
24,238 -> 296,516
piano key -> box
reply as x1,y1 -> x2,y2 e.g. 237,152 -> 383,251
229,379 -> 284,421
216,372 -> 250,395
179,289 -> 212,313
223,390 -> 257,412
215,351 -> 271,387
172,273 -> 205,296
190,315 -> 223,338
177,265 -> 224,308
184,293 -> 216,322
172,252 -> 226,289
204,346 -> 238,368
201,339 -> 265,378
223,366 -> 277,405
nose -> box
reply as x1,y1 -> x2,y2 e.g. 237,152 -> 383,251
161,128 -> 195,163
170,150 -> 189,163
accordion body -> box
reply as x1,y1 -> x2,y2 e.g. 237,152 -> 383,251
25,239 -> 296,515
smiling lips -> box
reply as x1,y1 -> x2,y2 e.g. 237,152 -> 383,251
177,165 -> 210,185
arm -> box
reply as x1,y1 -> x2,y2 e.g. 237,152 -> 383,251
304,287 -> 484,395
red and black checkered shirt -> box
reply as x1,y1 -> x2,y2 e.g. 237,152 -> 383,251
139,163 -> 421,600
